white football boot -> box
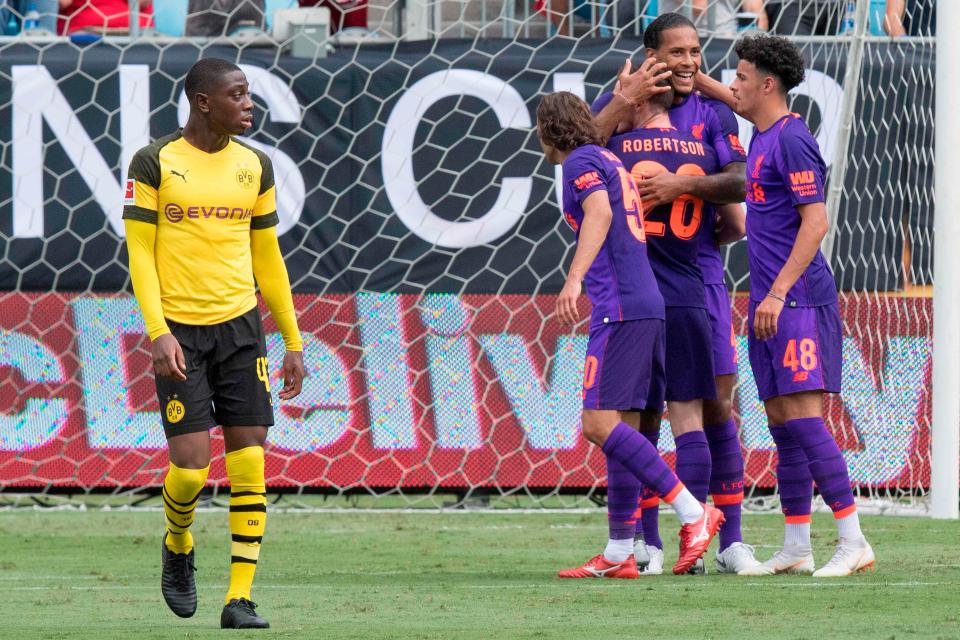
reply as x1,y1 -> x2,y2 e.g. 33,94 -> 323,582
738,545 -> 815,576
640,545 -> 664,575
812,537 -> 875,577
633,535 -> 651,570
715,542 -> 763,574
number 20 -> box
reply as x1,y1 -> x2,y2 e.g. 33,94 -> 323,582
628,161 -> 706,240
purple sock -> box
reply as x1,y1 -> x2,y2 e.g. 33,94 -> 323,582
639,488 -> 662,549
675,430 -> 711,502
601,423 -> 681,500
605,456 -> 641,540
769,424 -> 814,520
705,419 -> 744,551
784,417 -> 856,516
637,429 -> 663,548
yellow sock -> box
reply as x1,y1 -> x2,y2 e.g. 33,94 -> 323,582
162,462 -> 209,555
225,446 -> 267,604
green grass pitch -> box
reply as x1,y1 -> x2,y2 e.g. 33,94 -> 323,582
3,509 -> 958,639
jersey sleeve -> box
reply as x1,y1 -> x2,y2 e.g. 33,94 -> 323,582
590,91 -> 614,115
250,150 -> 279,230
565,151 -> 609,204
777,123 -> 827,206
122,146 -> 161,224
705,99 -> 747,167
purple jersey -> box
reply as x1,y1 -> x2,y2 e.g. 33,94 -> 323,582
606,127 -> 719,308
745,114 -> 837,306
561,144 -> 664,329
592,90 -> 746,285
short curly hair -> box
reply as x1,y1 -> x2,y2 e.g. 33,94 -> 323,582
536,92 -> 605,153
735,34 -> 805,92
643,12 -> 697,50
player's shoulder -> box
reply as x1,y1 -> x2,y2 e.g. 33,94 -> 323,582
663,126 -> 700,143
700,96 -> 739,128
776,114 -> 819,148
565,145 -> 616,188
568,143 -> 613,165
129,131 -> 182,186
590,91 -> 615,114
231,137 -> 270,166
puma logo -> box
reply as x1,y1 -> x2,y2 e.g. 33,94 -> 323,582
171,169 -> 189,182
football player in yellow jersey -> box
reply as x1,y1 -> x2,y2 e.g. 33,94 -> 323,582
123,58 -> 305,630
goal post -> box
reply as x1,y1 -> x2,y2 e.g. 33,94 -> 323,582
931,0 -> 960,520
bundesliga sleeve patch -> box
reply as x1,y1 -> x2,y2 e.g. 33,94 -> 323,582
573,171 -> 603,192
124,179 -> 136,205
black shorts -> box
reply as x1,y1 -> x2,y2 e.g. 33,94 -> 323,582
156,305 -> 274,438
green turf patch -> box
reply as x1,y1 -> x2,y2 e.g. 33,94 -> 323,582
3,511 -> 957,639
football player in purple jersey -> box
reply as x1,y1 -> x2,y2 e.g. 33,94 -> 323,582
725,34 -> 874,577
536,91 -> 725,578
592,13 -> 758,574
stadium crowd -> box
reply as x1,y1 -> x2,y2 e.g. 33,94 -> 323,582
0,0 -> 936,38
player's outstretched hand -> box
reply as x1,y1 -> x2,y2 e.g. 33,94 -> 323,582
615,57 -> 671,107
753,296 -> 785,341
152,333 -> 187,381
556,279 -> 582,325
279,350 -> 305,400
635,170 -> 684,209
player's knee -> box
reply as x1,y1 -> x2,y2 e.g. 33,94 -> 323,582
639,409 -> 662,433
580,411 -> 611,445
703,397 -> 733,425
169,450 -> 212,469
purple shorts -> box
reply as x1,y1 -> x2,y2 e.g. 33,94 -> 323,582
583,319 -> 666,411
747,302 -> 843,401
704,283 -> 738,377
664,306 -> 717,402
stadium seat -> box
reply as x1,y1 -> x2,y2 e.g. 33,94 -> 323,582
153,0 -> 187,36
869,0 -> 886,35
265,0 -> 297,30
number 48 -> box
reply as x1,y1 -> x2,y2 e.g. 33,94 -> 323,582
782,338 -> 818,372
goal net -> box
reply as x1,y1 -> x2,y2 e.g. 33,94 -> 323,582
0,0 -> 936,511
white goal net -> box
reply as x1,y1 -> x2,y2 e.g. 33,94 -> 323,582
0,0 -> 938,511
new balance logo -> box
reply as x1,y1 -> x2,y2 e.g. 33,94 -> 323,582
793,371 -> 810,382
789,170 -> 815,186
171,169 -> 189,183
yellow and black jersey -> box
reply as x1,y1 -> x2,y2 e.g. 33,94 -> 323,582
122,131 -> 278,328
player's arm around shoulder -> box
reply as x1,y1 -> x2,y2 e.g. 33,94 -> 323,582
123,143 -> 187,381
694,72 -> 737,112
248,153 -> 305,400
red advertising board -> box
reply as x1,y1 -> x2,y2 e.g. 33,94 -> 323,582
0,292 -> 932,490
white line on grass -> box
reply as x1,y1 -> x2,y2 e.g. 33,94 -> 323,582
8,581 -> 954,593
